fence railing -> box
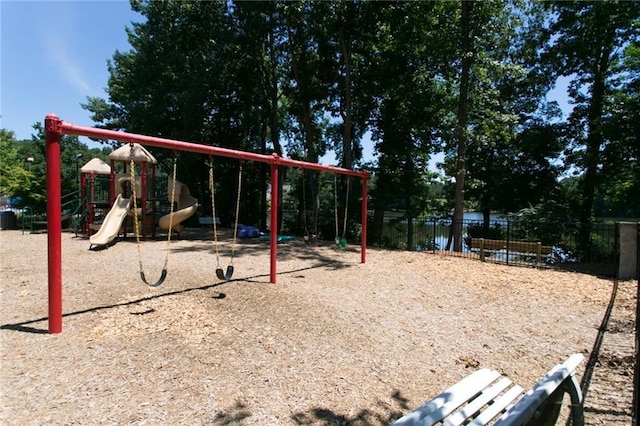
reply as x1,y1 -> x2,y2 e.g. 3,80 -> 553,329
369,216 -> 618,276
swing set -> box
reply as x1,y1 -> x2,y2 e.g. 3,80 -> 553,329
43,113 -> 369,333
300,169 -> 351,249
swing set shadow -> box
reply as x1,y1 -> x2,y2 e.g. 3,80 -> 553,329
0,262 -> 347,335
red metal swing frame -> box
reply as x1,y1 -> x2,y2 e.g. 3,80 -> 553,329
44,113 -> 369,334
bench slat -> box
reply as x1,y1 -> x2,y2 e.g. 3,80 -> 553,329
493,353 -> 584,426
393,369 -> 501,426
442,377 -> 514,426
468,384 -> 525,426
395,354 -> 584,426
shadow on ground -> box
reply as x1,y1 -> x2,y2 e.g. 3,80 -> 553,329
290,390 -> 410,425
0,263 -> 344,334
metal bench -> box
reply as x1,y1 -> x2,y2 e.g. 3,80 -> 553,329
392,353 -> 584,426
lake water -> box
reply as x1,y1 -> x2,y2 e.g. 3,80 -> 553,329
381,212 -> 510,252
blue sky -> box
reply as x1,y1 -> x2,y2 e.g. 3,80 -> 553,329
1,0 -> 572,166
1,0 -> 141,146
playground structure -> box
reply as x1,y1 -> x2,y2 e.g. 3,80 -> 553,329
44,113 -> 369,333
79,145 -> 198,247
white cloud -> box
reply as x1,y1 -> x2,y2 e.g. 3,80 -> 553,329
44,32 -> 98,97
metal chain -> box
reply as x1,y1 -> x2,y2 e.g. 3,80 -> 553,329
164,155 -> 178,268
208,158 -> 221,268
302,169 -> 310,239
229,161 -> 243,265
130,147 -> 144,275
342,176 -> 350,239
129,143 -> 177,280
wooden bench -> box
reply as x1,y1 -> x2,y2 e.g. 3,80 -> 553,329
392,353 -> 584,426
470,238 -> 553,265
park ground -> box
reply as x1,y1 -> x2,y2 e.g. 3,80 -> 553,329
0,228 -> 635,425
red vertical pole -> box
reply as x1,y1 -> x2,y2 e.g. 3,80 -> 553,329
80,172 -> 86,233
109,160 -> 115,204
89,172 -> 96,237
270,156 -> 279,284
361,175 -> 368,264
45,114 -> 63,334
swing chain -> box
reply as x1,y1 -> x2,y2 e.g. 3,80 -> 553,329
209,158 -> 242,281
342,176 -> 350,239
208,157 -> 222,269
333,173 -> 350,248
130,144 -> 145,275
229,161 -> 243,265
302,169 -> 310,242
130,143 -> 177,286
165,154 -> 179,262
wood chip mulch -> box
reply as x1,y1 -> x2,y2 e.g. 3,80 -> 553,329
0,228 -> 635,425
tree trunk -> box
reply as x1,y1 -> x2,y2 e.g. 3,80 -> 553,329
339,25 -> 353,171
579,37 -> 611,256
453,0 -> 471,252
267,23 -> 284,234
482,207 -> 491,235
407,216 -> 414,251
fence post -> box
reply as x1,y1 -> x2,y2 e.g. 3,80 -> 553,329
617,222 -> 639,280
479,238 -> 485,262
506,220 -> 510,266
432,218 -> 436,254
536,242 -> 542,266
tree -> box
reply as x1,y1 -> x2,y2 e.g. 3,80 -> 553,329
541,1 -> 640,233
598,41 -> 640,217
451,0 -> 472,252
444,1 -> 552,251
0,130 -> 33,205
1,124 -> 111,212
463,1 -> 565,228
368,2 -> 452,250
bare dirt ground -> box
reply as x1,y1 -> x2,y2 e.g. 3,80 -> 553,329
0,228 -> 636,425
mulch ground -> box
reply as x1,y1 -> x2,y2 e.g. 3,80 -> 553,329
0,228 -> 635,425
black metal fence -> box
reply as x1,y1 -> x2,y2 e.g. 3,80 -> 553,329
369,216 -> 618,276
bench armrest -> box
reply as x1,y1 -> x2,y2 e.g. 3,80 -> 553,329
494,353 -> 584,426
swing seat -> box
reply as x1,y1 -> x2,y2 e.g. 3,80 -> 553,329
140,269 -> 168,287
258,235 -> 295,243
216,265 -> 234,281
304,234 -> 318,244
335,237 -> 347,249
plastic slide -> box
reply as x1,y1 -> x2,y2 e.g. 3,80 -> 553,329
158,179 -> 198,231
89,194 -> 132,246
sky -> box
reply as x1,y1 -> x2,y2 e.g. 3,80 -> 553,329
1,0 -> 141,146
1,1 -> 572,168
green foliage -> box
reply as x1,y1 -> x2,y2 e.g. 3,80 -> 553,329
77,0 -> 638,234
0,130 -> 34,204
541,0 -> 640,226
465,222 -> 506,241
1,124 -> 112,212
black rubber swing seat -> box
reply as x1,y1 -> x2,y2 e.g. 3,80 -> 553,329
216,265 -> 234,281
140,269 -> 168,287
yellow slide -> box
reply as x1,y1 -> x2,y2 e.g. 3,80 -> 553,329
158,178 -> 198,231
89,194 -> 132,247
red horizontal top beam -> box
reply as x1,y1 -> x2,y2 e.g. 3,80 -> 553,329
50,114 -> 367,178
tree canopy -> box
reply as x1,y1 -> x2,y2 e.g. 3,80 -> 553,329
3,0 -> 637,247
